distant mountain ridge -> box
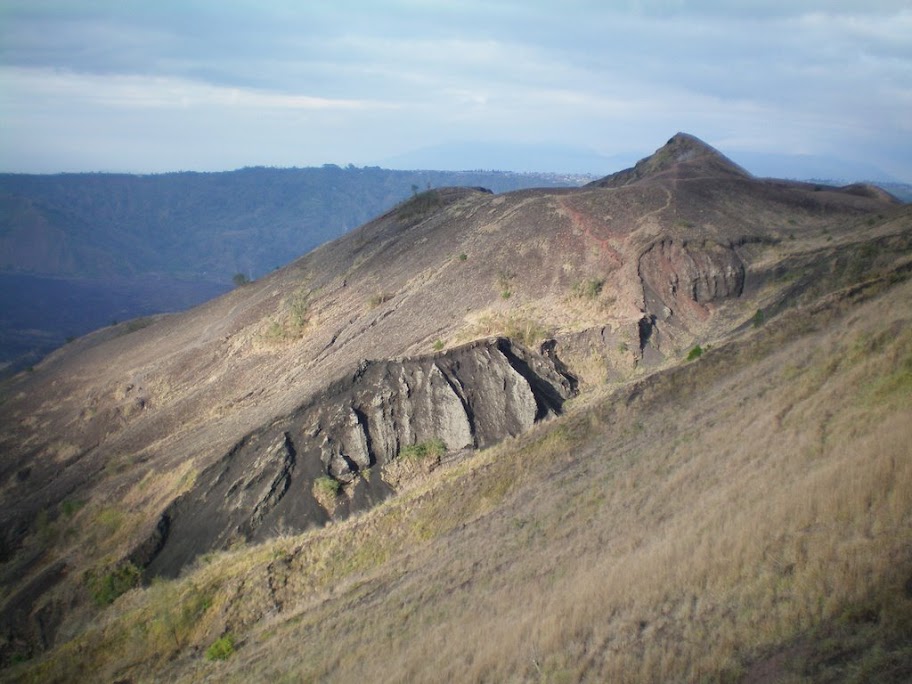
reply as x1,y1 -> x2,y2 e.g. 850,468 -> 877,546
0,167 -> 592,283
378,141 -> 626,175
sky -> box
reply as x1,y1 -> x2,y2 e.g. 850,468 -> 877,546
1,1 -> 910,181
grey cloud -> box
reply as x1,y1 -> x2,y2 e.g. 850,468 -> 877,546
0,1 -> 909,179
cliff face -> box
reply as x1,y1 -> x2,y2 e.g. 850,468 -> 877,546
142,338 -> 575,577
639,239 -> 746,325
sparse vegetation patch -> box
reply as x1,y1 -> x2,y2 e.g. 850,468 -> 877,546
396,189 -> 442,222
369,292 -> 394,308
497,271 -> 515,299
314,475 -> 340,497
571,277 -> 604,300
113,317 -> 153,337
312,475 -> 341,511
468,312 -> 552,347
399,438 -> 447,462
259,285 -> 314,343
61,499 -> 85,518
87,562 -> 141,606
205,633 -> 235,661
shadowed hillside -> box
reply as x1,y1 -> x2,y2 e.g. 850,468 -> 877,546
0,134 -> 910,681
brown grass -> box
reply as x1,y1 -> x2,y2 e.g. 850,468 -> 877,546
461,310 -> 553,348
9,277 -> 912,683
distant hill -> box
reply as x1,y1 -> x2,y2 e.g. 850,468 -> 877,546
0,167 -> 593,283
378,141 -> 627,175
863,181 -> 912,203
733,150 -> 904,185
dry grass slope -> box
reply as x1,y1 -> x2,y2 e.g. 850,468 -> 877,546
9,266 -> 912,683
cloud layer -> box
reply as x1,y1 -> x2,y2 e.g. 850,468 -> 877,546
2,1 -> 910,179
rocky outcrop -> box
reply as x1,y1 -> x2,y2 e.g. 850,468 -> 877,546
639,239 -> 745,321
142,338 -> 575,578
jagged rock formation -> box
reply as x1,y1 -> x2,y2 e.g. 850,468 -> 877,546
141,338 -> 575,577
639,239 -> 746,319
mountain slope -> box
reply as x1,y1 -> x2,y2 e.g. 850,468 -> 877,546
10,242 -> 912,683
0,167 -> 593,373
0,135 -> 909,678
588,132 -> 751,188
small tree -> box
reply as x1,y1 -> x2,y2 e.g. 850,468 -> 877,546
232,273 -> 250,288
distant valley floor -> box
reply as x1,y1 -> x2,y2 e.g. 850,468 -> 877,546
0,274 -> 229,374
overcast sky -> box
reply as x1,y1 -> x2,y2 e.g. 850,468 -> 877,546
1,1 -> 910,180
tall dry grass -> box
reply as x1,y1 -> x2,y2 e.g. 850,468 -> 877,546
9,277 -> 912,683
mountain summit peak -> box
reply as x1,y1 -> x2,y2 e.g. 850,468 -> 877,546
589,132 -> 751,188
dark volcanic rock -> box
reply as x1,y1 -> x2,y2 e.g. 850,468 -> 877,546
143,338 -> 575,578
639,239 -> 745,320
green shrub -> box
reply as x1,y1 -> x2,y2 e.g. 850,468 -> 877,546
288,287 -> 311,330
60,499 -> 85,517
206,634 -> 235,661
399,439 -> 447,462
432,339 -> 444,351
89,562 -> 141,606
260,286 -> 313,343
232,273 -> 250,287
686,345 -> 704,361
752,309 -> 765,328
458,252 -> 468,262
96,507 -> 124,534
314,475 -> 340,498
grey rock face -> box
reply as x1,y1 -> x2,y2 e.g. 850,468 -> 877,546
142,338 -> 575,578
639,239 -> 745,311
